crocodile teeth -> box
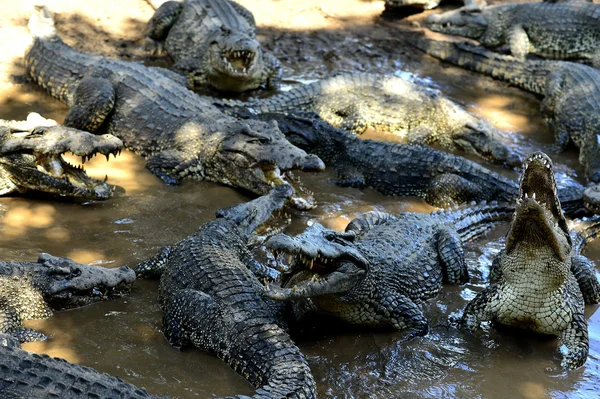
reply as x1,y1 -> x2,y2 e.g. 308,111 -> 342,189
532,192 -> 536,201
309,259 -> 313,269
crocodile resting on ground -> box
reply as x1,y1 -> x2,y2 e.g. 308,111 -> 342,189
135,185 -> 317,399
25,6 -> 323,210
218,73 -> 521,166
461,152 -> 600,369
146,0 -> 282,92
411,38 -> 600,183
426,1 -> 600,66
250,112 -> 584,212
264,201 -> 513,336
0,333 -> 163,398
0,113 -> 122,200
0,253 -> 135,343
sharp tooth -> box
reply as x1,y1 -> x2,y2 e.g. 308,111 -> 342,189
105,154 -> 110,162
309,259 -> 313,269
532,192 -> 536,200
104,174 -> 108,182
311,274 -> 318,282
525,192 -> 528,199
323,259 -> 328,264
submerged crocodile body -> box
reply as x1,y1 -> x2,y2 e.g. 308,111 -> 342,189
250,112 -> 584,212
147,0 -> 281,92
0,253 -> 135,343
461,152 -> 600,369
426,1 -> 600,65
25,6 -> 323,210
135,186 -> 316,399
219,73 -> 521,165
265,201 -> 513,336
0,113 -> 122,200
411,38 -> 600,183
0,334 -> 162,399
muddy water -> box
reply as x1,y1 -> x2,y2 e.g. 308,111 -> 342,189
0,39 -> 598,399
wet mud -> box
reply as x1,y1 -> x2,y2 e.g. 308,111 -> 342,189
0,0 -> 598,398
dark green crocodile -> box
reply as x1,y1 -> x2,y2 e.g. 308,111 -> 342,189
410,38 -> 600,183
0,334 -> 163,399
134,185 -> 317,399
0,113 -> 122,200
0,253 -> 135,343
264,201 -> 513,336
146,0 -> 282,92
249,112 -> 584,212
461,152 -> 600,370
25,6 -> 324,210
218,73 -> 521,166
426,1 -> 600,65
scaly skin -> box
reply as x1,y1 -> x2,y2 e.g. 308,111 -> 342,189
410,38 -> 600,183
25,6 -> 324,210
461,152 -> 600,370
0,113 -> 122,200
426,2 -> 600,65
583,184 -> 600,213
264,201 -> 514,336
219,73 -> 521,165
0,253 -> 135,343
250,112 -> 584,212
147,0 -> 282,92
0,333 -> 162,399
134,186 -> 317,399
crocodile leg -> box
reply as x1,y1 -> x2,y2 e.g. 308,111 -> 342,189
63,77 -> 116,132
162,289 -> 217,349
406,126 -> 435,145
461,285 -> 499,330
436,227 -> 469,284
147,1 -> 183,41
145,148 -> 200,185
263,52 -> 283,89
426,173 -> 485,208
506,24 -> 529,61
0,304 -> 47,343
570,255 -> 600,304
376,291 -> 429,337
559,310 -> 589,369
134,246 -> 172,279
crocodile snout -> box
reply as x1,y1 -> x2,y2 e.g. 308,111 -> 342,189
299,154 -> 325,172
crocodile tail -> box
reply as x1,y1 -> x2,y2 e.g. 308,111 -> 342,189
28,5 -> 57,39
409,37 -> 552,95
435,201 -> 514,242
569,216 -> 600,254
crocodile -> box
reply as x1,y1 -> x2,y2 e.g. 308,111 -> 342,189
410,38 -> 600,183
0,253 -> 135,343
217,73 -> 522,166
25,6 -> 324,210
461,152 -> 600,369
264,201 -> 513,336
0,335 -> 162,398
0,113 -> 122,200
583,184 -> 600,213
146,0 -> 282,92
134,185 -> 317,399
425,2 -> 600,65
248,111 -> 584,212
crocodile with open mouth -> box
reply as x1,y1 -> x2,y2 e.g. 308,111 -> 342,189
146,0 -> 282,92
264,200 -> 513,336
461,152 -> 600,369
0,113 -> 122,200
25,6 -> 323,210
135,185 -> 317,399
425,1 -> 600,65
217,73 -> 521,165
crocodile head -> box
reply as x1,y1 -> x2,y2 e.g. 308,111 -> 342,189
216,184 -> 292,239
0,121 -> 122,200
203,29 -> 265,92
264,222 -> 368,300
210,118 -> 324,210
426,3 -> 489,39
505,152 -> 571,262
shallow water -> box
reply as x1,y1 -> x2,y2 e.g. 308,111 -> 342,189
1,29 -> 599,399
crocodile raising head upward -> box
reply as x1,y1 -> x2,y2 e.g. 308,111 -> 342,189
219,73 -> 521,166
134,185 -> 316,399
0,113 -> 122,200
411,38 -> 600,183
264,201 -> 513,336
426,1 -> 600,65
250,112 -> 585,212
147,0 -> 282,92
25,6 -> 323,210
461,152 -> 600,369
0,253 -> 135,343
